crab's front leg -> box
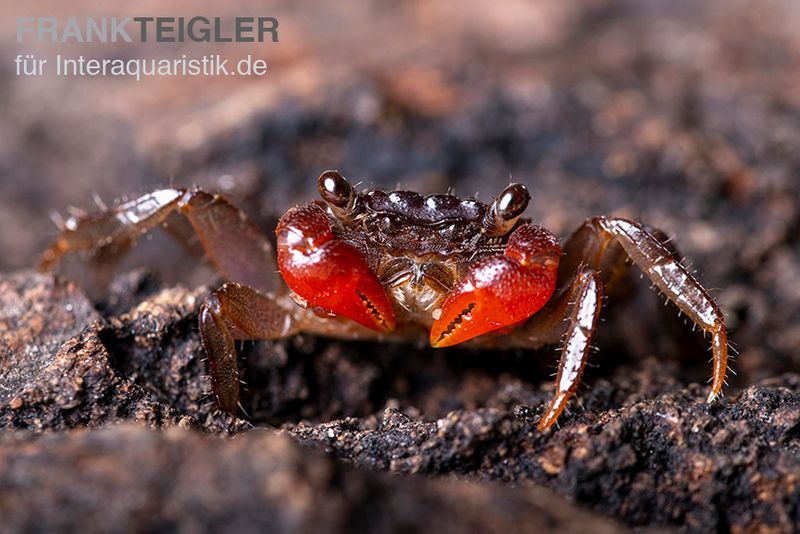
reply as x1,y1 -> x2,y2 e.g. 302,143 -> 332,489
535,269 -> 604,430
276,202 -> 396,333
200,283 -> 298,414
430,224 -> 562,346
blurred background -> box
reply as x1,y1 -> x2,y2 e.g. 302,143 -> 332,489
2,0 -> 799,390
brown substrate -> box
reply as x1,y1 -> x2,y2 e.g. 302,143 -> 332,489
1,270 -> 798,531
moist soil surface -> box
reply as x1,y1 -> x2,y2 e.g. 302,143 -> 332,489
1,1 -> 800,532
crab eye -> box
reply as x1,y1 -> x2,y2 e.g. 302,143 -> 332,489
486,183 -> 530,235
318,170 -> 354,212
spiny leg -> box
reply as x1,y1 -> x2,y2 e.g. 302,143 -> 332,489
40,188 -> 282,295
199,282 -> 297,414
40,189 -> 183,272
41,189 -> 289,416
525,269 -> 604,431
561,216 -> 728,402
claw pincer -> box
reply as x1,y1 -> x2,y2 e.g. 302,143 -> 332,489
430,224 -> 561,346
276,203 -> 396,333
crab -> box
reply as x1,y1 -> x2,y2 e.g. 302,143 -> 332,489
40,171 -> 728,430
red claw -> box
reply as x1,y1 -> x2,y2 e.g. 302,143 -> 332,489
277,203 -> 396,333
430,225 -> 561,347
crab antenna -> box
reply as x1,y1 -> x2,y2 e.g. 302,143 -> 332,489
483,183 -> 530,236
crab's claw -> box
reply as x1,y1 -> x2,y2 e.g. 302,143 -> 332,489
277,203 -> 396,333
430,225 -> 561,347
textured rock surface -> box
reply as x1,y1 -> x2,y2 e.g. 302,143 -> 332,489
0,425 -> 624,533
1,269 -> 798,531
288,381 -> 800,531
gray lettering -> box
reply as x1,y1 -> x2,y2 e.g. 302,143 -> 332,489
16,17 -> 34,42
258,17 -> 278,43
61,18 -> 83,43
188,17 -> 210,42
111,17 -> 132,42
38,17 -> 59,43
236,18 -> 254,42
134,17 -> 153,41
214,17 -> 232,42
156,18 -> 175,42
85,17 -> 106,42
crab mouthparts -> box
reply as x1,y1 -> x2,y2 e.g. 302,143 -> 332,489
431,302 -> 476,347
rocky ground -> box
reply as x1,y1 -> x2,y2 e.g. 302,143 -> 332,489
1,0 -> 800,532
1,270 -> 798,531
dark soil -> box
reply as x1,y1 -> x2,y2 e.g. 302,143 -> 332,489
2,0 -> 800,532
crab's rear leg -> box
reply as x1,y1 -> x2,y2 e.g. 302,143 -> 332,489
200,282 -> 296,414
562,217 -> 728,403
40,189 -> 291,416
39,188 -> 282,295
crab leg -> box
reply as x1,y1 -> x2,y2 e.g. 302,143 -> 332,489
536,269 -> 604,430
561,217 -> 728,403
472,266 -> 604,430
39,189 -> 282,295
199,282 -> 296,414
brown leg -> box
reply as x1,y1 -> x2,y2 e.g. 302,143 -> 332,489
561,217 -> 728,403
40,189 -> 282,295
199,282 -> 297,414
